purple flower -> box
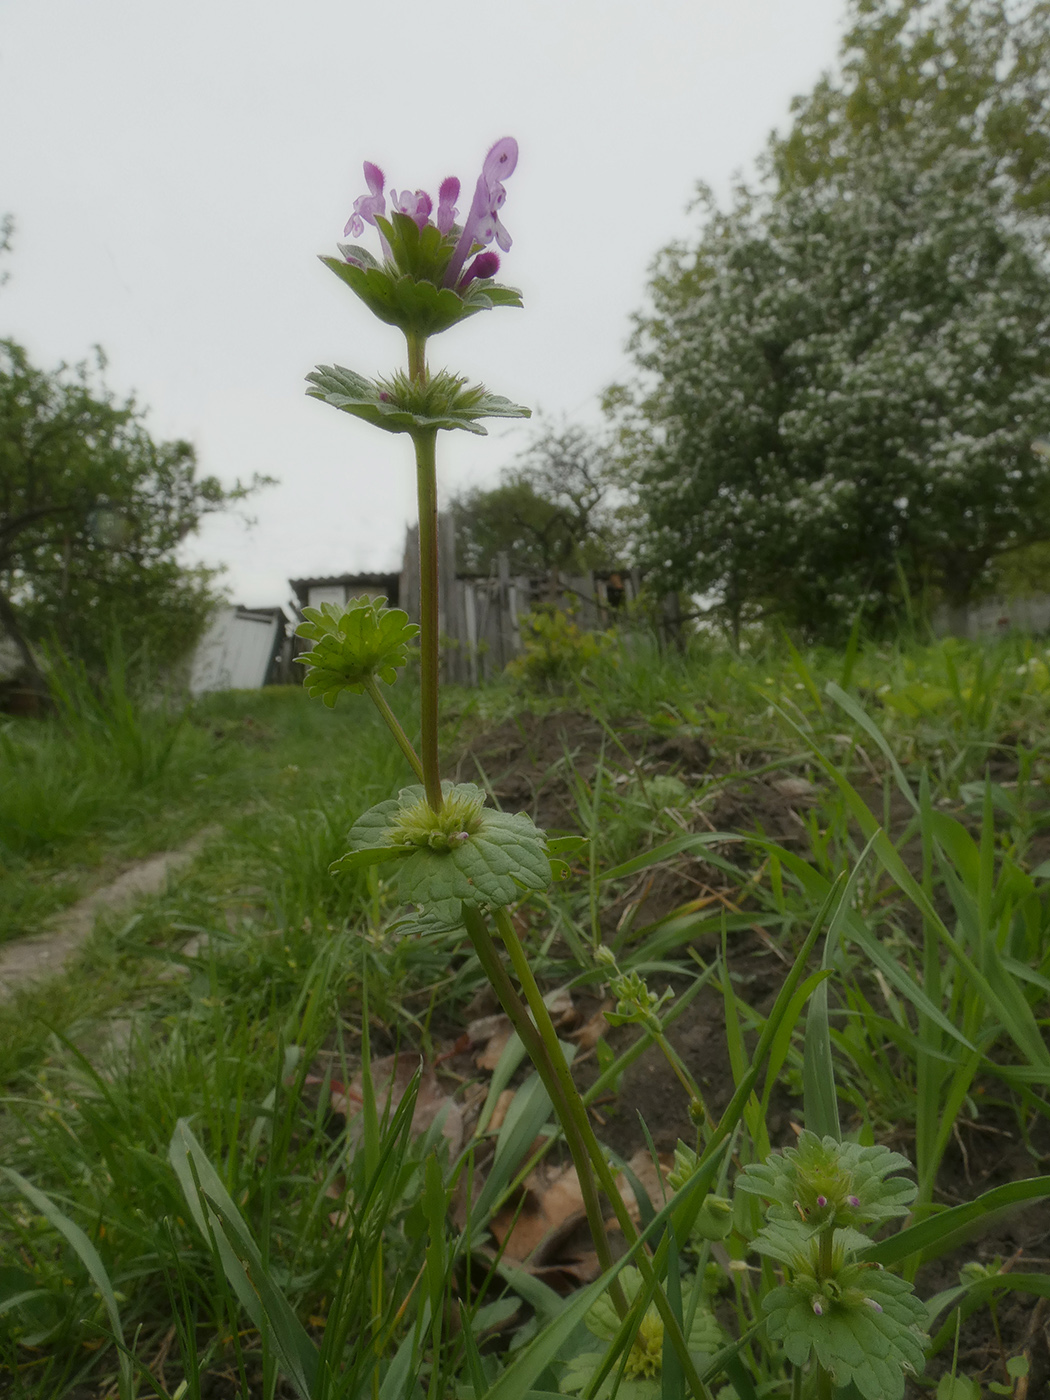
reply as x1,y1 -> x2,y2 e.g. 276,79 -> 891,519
458,251 -> 500,288
816,1196 -> 828,1208
444,137 -> 518,289
864,1298 -> 883,1313
436,177 -> 460,235
812,1299 -> 824,1316
392,188 -> 434,231
847,1195 -> 860,1207
345,161 -> 387,239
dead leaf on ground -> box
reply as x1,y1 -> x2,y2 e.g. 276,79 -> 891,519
476,1024 -> 514,1071
487,1088 -> 517,1134
490,1160 -> 587,1263
571,1000 -> 613,1050
330,1052 -> 464,1155
544,985 -> 577,1028
466,1012 -> 510,1044
464,1011 -> 515,1070
772,776 -> 818,804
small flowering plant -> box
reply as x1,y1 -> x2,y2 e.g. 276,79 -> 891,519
300,141 -> 718,1399
737,1133 -> 928,1399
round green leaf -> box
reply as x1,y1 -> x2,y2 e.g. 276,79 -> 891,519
340,782 -> 552,921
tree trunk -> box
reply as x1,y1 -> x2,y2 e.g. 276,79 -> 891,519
0,586 -> 47,696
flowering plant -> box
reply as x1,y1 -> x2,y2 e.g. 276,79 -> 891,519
298,140 -> 718,1398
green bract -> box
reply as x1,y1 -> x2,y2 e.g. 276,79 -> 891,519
764,1265 -> 927,1400
738,1135 -> 927,1397
331,782 -> 552,922
737,1131 -> 917,1230
305,364 -> 530,436
604,968 -> 674,1033
294,597 -> 418,706
320,211 -> 523,340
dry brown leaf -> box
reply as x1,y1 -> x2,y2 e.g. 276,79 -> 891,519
476,1024 -> 514,1071
532,1251 -> 603,1290
772,776 -> 818,804
466,1012 -> 511,1045
614,1149 -> 675,1223
487,1088 -> 517,1134
490,1162 -> 587,1262
571,1001 -> 613,1050
332,1052 -> 464,1155
544,985 -> 577,1027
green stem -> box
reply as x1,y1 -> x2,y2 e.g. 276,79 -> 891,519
654,1032 -> 712,1128
460,905 -> 626,1314
406,329 -> 426,383
412,427 -> 442,811
362,677 -> 425,783
492,906 -> 713,1399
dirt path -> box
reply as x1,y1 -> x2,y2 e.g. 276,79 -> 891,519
0,830 -> 214,1001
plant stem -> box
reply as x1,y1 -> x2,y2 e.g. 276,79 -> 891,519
362,677 -> 425,784
491,905 -> 713,1399
406,329 -> 426,383
412,427 -> 443,811
459,904 -> 625,1313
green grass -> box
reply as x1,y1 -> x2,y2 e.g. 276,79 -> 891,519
3,630 -> 1050,1397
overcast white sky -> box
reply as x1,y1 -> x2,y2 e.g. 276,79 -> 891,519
0,0 -> 845,608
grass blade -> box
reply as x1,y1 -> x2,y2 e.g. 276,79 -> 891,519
3,1168 -> 133,1400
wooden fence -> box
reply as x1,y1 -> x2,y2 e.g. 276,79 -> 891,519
398,514 -> 644,685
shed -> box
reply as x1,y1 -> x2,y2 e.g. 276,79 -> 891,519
289,573 -> 401,613
189,606 -> 290,694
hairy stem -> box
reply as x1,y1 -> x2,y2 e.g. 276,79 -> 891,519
362,677 -> 424,783
492,906 -> 713,1399
406,330 -> 426,384
412,427 -> 442,811
460,904 -> 625,1314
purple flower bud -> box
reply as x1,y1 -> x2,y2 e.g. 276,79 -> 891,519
484,138 -> 517,181
444,137 -> 518,288
345,161 -> 386,239
458,251 -> 500,288
812,1299 -> 823,1316
816,1196 -> 828,1208
864,1298 -> 883,1312
436,177 -> 460,235
392,188 -> 433,231
847,1196 -> 860,1207
378,391 -> 391,402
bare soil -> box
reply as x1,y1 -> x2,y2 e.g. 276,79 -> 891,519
449,708 -> 1050,1391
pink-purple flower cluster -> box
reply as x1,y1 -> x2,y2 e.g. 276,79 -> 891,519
343,139 -> 518,293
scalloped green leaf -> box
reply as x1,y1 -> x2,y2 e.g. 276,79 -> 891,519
763,1270 -> 927,1400
295,596 -> 418,703
306,364 -> 530,436
340,782 -> 552,920
336,241 -> 381,270
329,845 -> 412,875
